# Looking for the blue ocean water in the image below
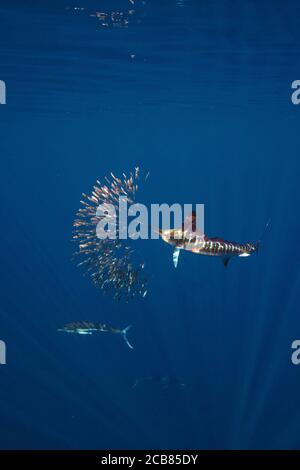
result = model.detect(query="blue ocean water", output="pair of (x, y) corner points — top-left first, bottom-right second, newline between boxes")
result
(0, 0), (300, 450)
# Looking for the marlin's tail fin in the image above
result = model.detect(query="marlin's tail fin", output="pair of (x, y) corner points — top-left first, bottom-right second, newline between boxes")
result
(122, 325), (134, 350)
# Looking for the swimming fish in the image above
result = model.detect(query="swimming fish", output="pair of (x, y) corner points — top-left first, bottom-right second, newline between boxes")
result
(73, 167), (148, 301)
(159, 212), (270, 268)
(58, 321), (134, 349)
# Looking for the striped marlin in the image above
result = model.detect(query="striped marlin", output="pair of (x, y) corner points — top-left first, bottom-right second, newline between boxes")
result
(58, 321), (134, 349)
(159, 213), (270, 268)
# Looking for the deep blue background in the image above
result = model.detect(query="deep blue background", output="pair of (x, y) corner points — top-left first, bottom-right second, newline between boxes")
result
(0, 0), (300, 449)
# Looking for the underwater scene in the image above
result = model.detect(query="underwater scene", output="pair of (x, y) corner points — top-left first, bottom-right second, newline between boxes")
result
(0, 0), (300, 451)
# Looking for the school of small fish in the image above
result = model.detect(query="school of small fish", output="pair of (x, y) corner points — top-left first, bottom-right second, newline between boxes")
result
(73, 167), (148, 302)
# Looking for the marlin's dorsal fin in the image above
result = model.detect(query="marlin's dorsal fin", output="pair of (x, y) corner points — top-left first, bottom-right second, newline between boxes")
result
(182, 211), (197, 232)
(173, 247), (180, 268)
(182, 211), (204, 238)
(222, 256), (231, 267)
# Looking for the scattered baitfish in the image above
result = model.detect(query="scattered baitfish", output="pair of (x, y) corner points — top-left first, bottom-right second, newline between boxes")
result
(58, 321), (134, 349)
(73, 167), (148, 301)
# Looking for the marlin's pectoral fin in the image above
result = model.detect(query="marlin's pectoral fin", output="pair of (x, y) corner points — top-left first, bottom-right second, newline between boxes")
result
(173, 247), (180, 268)
(222, 256), (231, 267)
